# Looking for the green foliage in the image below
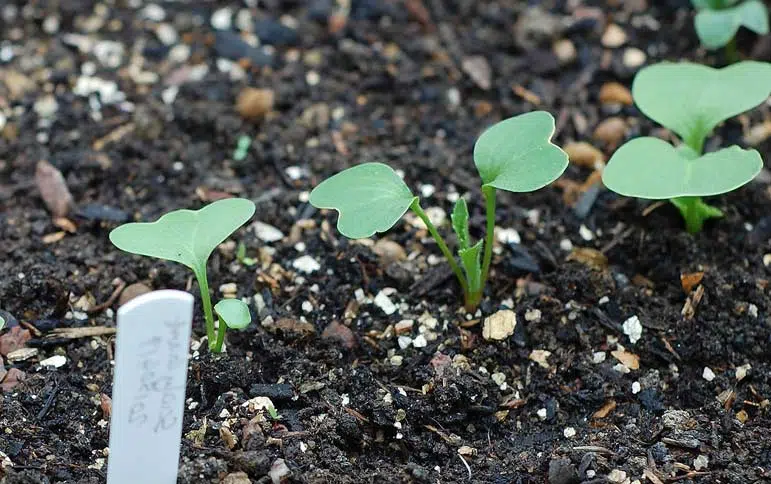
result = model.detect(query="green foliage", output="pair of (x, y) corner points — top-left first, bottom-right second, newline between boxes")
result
(309, 112), (568, 311)
(233, 135), (252, 161)
(632, 61), (771, 150)
(0, 315), (5, 331)
(109, 198), (256, 352)
(309, 163), (418, 239)
(214, 299), (252, 330)
(474, 111), (569, 192)
(603, 61), (771, 233)
(236, 242), (257, 266)
(691, 0), (769, 49)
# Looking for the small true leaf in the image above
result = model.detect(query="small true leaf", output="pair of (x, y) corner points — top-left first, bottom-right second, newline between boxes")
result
(458, 240), (483, 295)
(451, 198), (471, 251)
(632, 61), (771, 146)
(109, 198), (256, 271)
(601, 137), (762, 198)
(473, 111), (569, 193)
(694, 0), (768, 49)
(309, 162), (418, 239)
(214, 299), (251, 329)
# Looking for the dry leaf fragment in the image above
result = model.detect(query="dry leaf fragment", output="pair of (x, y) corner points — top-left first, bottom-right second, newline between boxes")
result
(680, 272), (704, 294)
(567, 247), (608, 271)
(35, 160), (73, 217)
(592, 400), (616, 419)
(610, 349), (639, 370)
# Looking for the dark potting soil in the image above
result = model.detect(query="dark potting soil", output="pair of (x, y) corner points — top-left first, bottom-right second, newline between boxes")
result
(2, 1), (771, 483)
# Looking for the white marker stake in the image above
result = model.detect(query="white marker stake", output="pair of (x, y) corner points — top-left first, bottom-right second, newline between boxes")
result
(107, 290), (193, 484)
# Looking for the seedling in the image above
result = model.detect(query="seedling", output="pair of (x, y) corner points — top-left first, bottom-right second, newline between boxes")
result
(309, 112), (568, 311)
(233, 135), (252, 161)
(691, 0), (768, 55)
(0, 315), (5, 331)
(109, 198), (256, 352)
(602, 61), (771, 233)
(236, 241), (257, 266)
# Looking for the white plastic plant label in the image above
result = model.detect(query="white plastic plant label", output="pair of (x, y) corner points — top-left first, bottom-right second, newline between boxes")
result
(107, 290), (193, 484)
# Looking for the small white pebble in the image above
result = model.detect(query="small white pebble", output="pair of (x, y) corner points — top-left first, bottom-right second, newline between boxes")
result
(397, 336), (412, 349)
(736, 363), (751, 381)
(563, 427), (576, 438)
(390, 355), (403, 366)
(579, 225), (594, 241)
(536, 408), (548, 420)
(211, 7), (232, 30)
(693, 454), (709, 470)
(613, 363), (630, 374)
(592, 351), (606, 364)
(496, 227), (521, 245)
(374, 290), (397, 315)
(748, 304), (758, 318)
(632, 381), (641, 394)
(293, 255), (320, 273)
(524, 309), (541, 322)
(412, 334), (427, 348)
(598, 296), (610, 305)
(420, 184), (436, 198)
(301, 301), (313, 313)
(306, 71), (320, 86)
(702, 367), (716, 382)
(622, 315), (643, 344)
(560, 238), (574, 251)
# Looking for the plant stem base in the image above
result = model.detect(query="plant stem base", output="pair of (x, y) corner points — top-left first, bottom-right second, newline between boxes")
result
(670, 196), (723, 233)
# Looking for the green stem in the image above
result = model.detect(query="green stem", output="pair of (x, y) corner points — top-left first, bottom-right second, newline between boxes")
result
(410, 200), (469, 295)
(194, 266), (217, 350)
(212, 315), (227, 353)
(479, 186), (496, 291)
(671, 196), (723, 233)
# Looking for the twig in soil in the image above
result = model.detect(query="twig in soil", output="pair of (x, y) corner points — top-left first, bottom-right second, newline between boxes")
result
(644, 468), (666, 484)
(642, 201), (667, 217)
(45, 327), (117, 339)
(86, 279), (126, 315)
(37, 382), (60, 420)
(457, 453), (472, 481)
(668, 471), (711, 482)
(600, 227), (635, 254)
(92, 123), (135, 151)
(571, 445), (616, 456)
(20, 320), (43, 338)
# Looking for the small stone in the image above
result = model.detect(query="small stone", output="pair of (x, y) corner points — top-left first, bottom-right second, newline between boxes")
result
(622, 315), (643, 344)
(0, 327), (31, 356)
(321, 321), (357, 349)
(623, 47), (646, 68)
(252, 221), (284, 242)
(458, 445), (476, 456)
(524, 309), (541, 322)
(736, 363), (751, 381)
(374, 290), (397, 316)
(599, 82), (634, 105)
(602, 24), (627, 48)
(563, 427), (576, 438)
(223, 471), (251, 484)
(553, 39), (577, 64)
(373, 239), (406, 265)
(611, 349), (639, 370)
(462, 56), (492, 90)
(1, 368), (25, 392)
(33, 94), (58, 118)
(36, 160), (73, 217)
(579, 225), (594, 241)
(412, 334), (428, 348)
(632, 381), (641, 394)
(593, 117), (627, 146)
(211, 8), (233, 30)
(394, 319), (414, 333)
(491, 372), (506, 387)
(482, 310), (517, 341)
(607, 469), (627, 483)
(40, 355), (67, 368)
(693, 454), (709, 471)
(306, 71), (320, 86)
(236, 88), (275, 119)
(293, 255), (320, 273)
(397, 336), (412, 349)
(529, 349), (552, 368)
(564, 141), (605, 169)
(592, 351), (606, 364)
(390, 355), (403, 366)
(662, 409), (690, 429)
(268, 459), (291, 484)
(119, 282), (152, 306)
(496, 227), (521, 245)
(537, 408), (548, 420)
(702, 366), (716, 381)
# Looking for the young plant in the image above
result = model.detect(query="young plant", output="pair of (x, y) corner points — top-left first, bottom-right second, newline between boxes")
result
(691, 0), (769, 55)
(0, 315), (5, 331)
(109, 198), (256, 352)
(309, 112), (568, 311)
(602, 61), (771, 233)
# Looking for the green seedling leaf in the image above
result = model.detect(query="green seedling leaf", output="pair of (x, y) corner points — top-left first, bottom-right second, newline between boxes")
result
(692, 0), (744, 10)
(236, 242), (257, 266)
(602, 137), (762, 198)
(632, 62), (771, 148)
(0, 315), (5, 331)
(109, 198), (256, 272)
(458, 240), (483, 296)
(214, 299), (251, 329)
(309, 162), (418, 239)
(451, 198), (471, 251)
(473, 111), (569, 193)
(694, 0), (769, 49)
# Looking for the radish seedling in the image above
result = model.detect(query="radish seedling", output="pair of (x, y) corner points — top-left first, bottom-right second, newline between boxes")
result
(309, 112), (568, 311)
(109, 198), (256, 352)
(602, 61), (771, 233)
(691, 0), (768, 53)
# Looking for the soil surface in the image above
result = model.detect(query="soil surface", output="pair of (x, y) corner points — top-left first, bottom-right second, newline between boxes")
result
(2, 1), (771, 483)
